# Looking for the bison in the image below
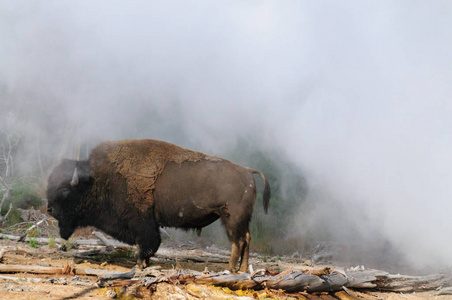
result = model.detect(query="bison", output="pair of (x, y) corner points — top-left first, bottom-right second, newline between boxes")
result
(46, 139), (270, 272)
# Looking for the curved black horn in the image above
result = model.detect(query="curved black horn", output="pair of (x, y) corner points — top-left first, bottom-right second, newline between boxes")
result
(70, 167), (79, 187)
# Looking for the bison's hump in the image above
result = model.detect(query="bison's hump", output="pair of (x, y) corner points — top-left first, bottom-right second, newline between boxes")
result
(89, 139), (217, 213)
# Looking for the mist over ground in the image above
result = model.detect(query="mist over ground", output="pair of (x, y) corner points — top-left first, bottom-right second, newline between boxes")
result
(1, 1), (452, 274)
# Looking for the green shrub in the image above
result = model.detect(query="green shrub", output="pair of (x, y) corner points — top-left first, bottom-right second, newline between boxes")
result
(29, 237), (38, 248)
(10, 180), (42, 210)
(1, 179), (43, 226)
(4, 207), (21, 227)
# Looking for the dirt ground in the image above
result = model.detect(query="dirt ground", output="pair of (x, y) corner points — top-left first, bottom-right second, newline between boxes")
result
(1, 233), (451, 300)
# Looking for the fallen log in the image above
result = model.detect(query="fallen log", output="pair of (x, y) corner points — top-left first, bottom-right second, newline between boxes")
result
(374, 273), (446, 292)
(267, 271), (348, 293)
(0, 233), (128, 247)
(0, 263), (76, 275)
(0, 247), (6, 262)
(155, 251), (229, 264)
(346, 269), (389, 289)
(68, 249), (103, 258)
(74, 268), (116, 277)
(0, 274), (41, 283)
(92, 231), (115, 248)
(194, 272), (255, 290)
(0, 263), (122, 277)
(3, 275), (96, 287)
(112, 279), (141, 287)
(98, 268), (137, 281)
(97, 268), (138, 287)
(438, 287), (452, 295)
(190, 271), (349, 293)
(150, 268), (451, 294)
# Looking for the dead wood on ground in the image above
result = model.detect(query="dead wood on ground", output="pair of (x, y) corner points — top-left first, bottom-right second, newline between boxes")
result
(143, 267), (451, 294)
(0, 262), (77, 275)
(0, 233), (230, 264)
(155, 249), (229, 264)
(0, 261), (450, 297)
(0, 248), (6, 262)
(0, 261), (135, 278)
(0, 233), (128, 247)
(92, 231), (115, 248)
(0, 274), (41, 283)
(1, 234), (451, 296)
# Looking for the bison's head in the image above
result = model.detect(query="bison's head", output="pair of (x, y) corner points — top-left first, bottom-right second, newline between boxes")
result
(46, 159), (93, 239)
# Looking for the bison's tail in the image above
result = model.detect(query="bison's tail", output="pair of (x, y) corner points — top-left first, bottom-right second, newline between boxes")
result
(251, 169), (271, 214)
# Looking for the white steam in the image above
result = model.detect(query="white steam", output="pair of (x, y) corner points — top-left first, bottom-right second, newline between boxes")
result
(1, 1), (452, 272)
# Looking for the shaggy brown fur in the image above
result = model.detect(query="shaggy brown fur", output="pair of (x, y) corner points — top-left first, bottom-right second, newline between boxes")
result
(90, 140), (210, 213)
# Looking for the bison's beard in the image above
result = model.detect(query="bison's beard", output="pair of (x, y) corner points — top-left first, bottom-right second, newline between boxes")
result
(59, 224), (75, 240)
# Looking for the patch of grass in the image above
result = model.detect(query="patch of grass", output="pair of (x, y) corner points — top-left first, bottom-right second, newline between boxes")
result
(66, 239), (76, 250)
(48, 236), (56, 248)
(29, 237), (38, 248)
(27, 224), (39, 238)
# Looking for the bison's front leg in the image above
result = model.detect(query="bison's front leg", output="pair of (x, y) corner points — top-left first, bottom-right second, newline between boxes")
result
(130, 218), (161, 269)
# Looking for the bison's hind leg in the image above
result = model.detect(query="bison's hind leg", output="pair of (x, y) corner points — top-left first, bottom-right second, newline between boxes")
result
(221, 210), (252, 273)
(225, 228), (251, 273)
(131, 219), (161, 269)
(238, 231), (251, 273)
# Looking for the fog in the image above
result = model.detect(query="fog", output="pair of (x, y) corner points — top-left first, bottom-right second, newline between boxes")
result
(1, 1), (452, 273)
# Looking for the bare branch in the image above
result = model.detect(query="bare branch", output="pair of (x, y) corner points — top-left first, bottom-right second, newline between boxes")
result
(18, 217), (47, 242)
(0, 203), (12, 226)
(0, 128), (21, 213)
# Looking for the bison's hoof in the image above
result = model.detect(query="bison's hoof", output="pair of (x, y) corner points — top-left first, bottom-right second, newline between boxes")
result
(136, 259), (149, 270)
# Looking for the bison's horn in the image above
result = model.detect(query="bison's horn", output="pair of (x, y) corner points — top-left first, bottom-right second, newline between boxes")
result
(70, 167), (79, 187)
